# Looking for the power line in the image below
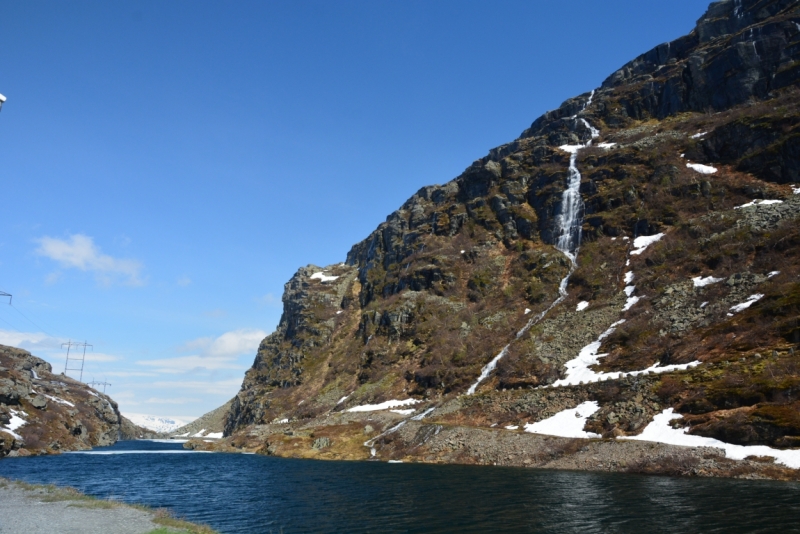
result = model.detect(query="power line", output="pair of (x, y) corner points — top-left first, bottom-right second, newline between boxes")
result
(10, 303), (58, 338)
(0, 291), (11, 304)
(87, 380), (111, 394)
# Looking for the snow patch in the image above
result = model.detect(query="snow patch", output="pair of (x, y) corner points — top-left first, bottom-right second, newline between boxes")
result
(690, 131), (708, 139)
(347, 399), (421, 412)
(622, 295), (641, 312)
(337, 395), (349, 405)
(310, 272), (339, 282)
(621, 409), (800, 469)
(624, 272), (634, 284)
(390, 409), (415, 415)
(686, 163), (717, 174)
(550, 320), (699, 387)
(735, 199), (783, 209)
(524, 401), (601, 438)
(730, 294), (764, 314)
(505, 425), (519, 430)
(596, 142), (617, 149)
(204, 432), (223, 439)
(44, 394), (75, 407)
(576, 301), (589, 312)
(192, 429), (206, 437)
(767, 271), (780, 278)
(524, 308), (531, 315)
(558, 144), (582, 154)
(277, 418), (289, 424)
(1, 409), (26, 440)
(630, 233), (665, 255)
(692, 276), (723, 288)
(792, 186), (800, 195)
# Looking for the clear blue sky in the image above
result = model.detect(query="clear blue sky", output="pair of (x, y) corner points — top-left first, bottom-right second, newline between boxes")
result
(0, 0), (712, 420)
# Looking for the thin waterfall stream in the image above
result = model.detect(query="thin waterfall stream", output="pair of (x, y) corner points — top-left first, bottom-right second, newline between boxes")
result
(466, 91), (599, 395)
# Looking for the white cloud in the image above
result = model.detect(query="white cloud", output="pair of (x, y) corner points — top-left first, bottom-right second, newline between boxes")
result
(35, 234), (144, 286)
(153, 378), (244, 396)
(177, 276), (192, 287)
(0, 329), (65, 352)
(144, 397), (201, 405)
(137, 355), (249, 373)
(137, 328), (266, 374)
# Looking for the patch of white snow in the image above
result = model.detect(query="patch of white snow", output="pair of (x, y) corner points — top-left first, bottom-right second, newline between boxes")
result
(204, 432), (223, 439)
(729, 294), (764, 314)
(337, 395), (349, 405)
(767, 271), (780, 278)
(630, 233), (665, 255)
(692, 276), (723, 288)
(347, 399), (421, 412)
(310, 272), (339, 282)
(622, 295), (641, 312)
(192, 429), (206, 437)
(44, 394), (75, 407)
(686, 163), (717, 174)
(596, 142), (617, 149)
(621, 409), (800, 469)
(558, 144), (582, 154)
(505, 425), (519, 430)
(524, 401), (601, 438)
(390, 409), (415, 415)
(735, 199), (783, 209)
(576, 301), (589, 312)
(624, 272), (634, 284)
(524, 308), (531, 315)
(690, 131), (708, 139)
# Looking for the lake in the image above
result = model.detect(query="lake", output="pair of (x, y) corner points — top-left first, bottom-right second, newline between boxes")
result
(0, 440), (798, 533)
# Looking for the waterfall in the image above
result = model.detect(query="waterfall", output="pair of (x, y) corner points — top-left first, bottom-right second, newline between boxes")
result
(466, 91), (599, 395)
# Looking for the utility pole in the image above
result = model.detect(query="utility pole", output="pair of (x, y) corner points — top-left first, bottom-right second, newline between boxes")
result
(62, 340), (92, 382)
(87, 380), (111, 394)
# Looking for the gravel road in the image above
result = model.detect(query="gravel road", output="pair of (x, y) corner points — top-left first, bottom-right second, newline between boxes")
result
(0, 481), (161, 534)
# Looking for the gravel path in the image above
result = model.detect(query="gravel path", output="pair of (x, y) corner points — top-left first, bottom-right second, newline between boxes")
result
(0, 482), (161, 534)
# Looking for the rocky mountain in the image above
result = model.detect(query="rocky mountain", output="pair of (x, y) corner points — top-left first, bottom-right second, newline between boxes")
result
(168, 399), (231, 439)
(196, 0), (800, 479)
(0, 345), (153, 457)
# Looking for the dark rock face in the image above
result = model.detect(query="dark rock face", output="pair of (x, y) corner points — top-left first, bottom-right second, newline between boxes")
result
(223, 0), (800, 464)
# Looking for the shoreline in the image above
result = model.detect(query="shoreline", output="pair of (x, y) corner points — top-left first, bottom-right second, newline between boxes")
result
(185, 413), (800, 482)
(0, 477), (217, 534)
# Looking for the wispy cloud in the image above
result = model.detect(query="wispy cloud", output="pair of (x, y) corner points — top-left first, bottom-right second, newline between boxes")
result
(35, 233), (144, 286)
(144, 397), (201, 405)
(153, 378), (244, 396)
(137, 328), (266, 374)
(177, 276), (192, 287)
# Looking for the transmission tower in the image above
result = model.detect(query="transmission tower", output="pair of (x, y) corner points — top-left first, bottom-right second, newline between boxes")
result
(62, 340), (92, 382)
(87, 380), (111, 394)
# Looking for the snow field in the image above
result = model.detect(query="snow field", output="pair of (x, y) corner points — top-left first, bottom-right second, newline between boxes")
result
(347, 399), (420, 412)
(630, 233), (665, 255)
(692, 276), (723, 287)
(621, 409), (800, 469)
(524, 401), (601, 438)
(735, 199), (783, 209)
(686, 163), (717, 174)
(310, 272), (339, 282)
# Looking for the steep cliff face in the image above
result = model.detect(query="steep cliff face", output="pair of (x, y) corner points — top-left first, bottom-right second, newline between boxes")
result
(0, 345), (147, 457)
(222, 0), (800, 477)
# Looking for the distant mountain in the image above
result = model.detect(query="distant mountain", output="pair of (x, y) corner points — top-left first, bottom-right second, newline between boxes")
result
(194, 0), (800, 479)
(123, 413), (194, 434)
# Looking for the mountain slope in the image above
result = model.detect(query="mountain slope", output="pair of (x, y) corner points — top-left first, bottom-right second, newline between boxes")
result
(0, 345), (152, 457)
(205, 0), (800, 479)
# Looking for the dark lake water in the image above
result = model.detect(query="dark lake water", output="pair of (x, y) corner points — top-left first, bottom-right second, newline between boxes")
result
(1, 440), (799, 533)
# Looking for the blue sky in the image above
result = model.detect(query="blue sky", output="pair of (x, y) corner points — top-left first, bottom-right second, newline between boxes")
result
(0, 0), (711, 420)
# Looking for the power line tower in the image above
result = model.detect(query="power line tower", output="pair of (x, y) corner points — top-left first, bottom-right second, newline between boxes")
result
(88, 380), (111, 394)
(62, 340), (92, 382)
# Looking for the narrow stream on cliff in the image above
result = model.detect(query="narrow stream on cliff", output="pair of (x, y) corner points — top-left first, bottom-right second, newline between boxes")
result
(466, 91), (598, 395)
(2, 440), (800, 533)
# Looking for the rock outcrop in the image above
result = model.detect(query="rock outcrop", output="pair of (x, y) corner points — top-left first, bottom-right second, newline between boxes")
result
(216, 0), (800, 479)
(0, 345), (150, 457)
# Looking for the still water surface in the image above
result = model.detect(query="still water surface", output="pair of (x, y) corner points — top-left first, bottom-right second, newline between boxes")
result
(0, 440), (798, 533)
